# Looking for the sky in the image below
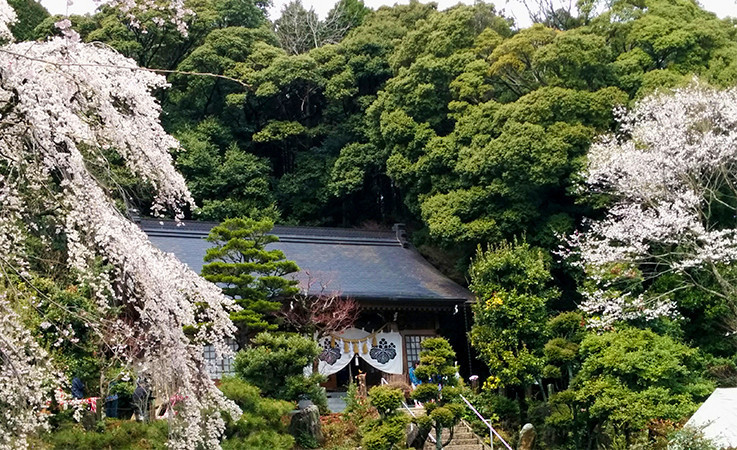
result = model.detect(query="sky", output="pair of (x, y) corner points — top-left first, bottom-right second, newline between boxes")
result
(41, 0), (737, 29)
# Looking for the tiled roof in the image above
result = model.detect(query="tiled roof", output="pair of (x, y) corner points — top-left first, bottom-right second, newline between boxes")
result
(141, 219), (472, 305)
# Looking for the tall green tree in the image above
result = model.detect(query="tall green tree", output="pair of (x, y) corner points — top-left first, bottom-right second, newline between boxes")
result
(469, 240), (559, 402)
(201, 218), (299, 339)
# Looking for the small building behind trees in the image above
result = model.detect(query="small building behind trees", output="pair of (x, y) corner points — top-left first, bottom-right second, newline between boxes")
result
(142, 220), (473, 388)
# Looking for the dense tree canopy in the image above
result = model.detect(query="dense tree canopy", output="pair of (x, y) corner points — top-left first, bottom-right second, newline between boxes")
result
(3, 0), (737, 448)
(547, 328), (713, 447)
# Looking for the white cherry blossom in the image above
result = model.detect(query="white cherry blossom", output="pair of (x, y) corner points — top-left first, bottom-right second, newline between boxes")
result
(569, 83), (737, 328)
(0, 1), (239, 447)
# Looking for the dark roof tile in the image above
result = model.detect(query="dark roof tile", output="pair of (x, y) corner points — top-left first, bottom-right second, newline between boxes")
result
(141, 220), (472, 304)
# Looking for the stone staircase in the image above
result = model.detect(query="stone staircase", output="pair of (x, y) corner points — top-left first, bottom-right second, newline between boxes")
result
(422, 420), (488, 450)
(398, 405), (489, 450)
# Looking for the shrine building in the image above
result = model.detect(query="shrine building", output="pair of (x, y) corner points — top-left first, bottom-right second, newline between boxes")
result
(142, 220), (474, 389)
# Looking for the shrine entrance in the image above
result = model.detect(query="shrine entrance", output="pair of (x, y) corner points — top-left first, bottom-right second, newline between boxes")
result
(316, 327), (403, 391)
(328, 354), (385, 390)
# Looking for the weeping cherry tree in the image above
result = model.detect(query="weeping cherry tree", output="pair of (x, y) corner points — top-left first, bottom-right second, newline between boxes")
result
(0, 1), (242, 448)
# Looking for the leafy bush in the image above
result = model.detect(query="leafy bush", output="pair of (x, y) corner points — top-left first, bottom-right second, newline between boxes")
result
(361, 415), (409, 450)
(44, 420), (168, 449)
(359, 386), (410, 450)
(546, 328), (714, 448)
(368, 385), (404, 419)
(321, 413), (361, 450)
(464, 390), (519, 429)
(234, 332), (328, 412)
(668, 425), (719, 450)
(218, 377), (295, 450)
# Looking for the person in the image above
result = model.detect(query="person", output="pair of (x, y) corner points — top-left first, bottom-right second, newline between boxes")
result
(71, 376), (85, 399)
(408, 361), (422, 407)
(132, 378), (150, 421)
(409, 361), (421, 388)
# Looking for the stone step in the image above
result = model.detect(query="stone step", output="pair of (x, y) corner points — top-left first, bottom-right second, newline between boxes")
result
(443, 444), (484, 450)
(450, 438), (481, 445)
(422, 422), (488, 450)
(438, 435), (477, 442)
(424, 444), (484, 450)
(439, 431), (475, 439)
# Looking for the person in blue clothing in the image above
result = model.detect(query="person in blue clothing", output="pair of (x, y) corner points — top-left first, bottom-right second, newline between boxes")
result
(409, 361), (422, 407)
(409, 361), (421, 388)
(71, 376), (85, 399)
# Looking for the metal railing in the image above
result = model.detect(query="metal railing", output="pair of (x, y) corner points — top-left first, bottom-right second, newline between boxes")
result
(380, 378), (436, 444)
(459, 394), (513, 450)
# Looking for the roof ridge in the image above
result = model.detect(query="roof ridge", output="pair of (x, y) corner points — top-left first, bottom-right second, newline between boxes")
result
(139, 219), (399, 240)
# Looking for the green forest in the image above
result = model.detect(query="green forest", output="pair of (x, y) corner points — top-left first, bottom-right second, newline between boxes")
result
(4, 0), (737, 448)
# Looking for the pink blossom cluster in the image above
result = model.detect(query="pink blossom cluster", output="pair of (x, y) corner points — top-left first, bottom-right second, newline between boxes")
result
(569, 82), (737, 328)
(86, 0), (194, 35)
(0, 0), (13, 41)
(0, 295), (59, 450)
(0, 1), (240, 447)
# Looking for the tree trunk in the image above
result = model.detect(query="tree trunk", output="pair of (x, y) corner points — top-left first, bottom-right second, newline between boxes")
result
(435, 425), (443, 450)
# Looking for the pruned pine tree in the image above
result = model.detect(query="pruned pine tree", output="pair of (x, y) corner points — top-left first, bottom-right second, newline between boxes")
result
(202, 218), (299, 341)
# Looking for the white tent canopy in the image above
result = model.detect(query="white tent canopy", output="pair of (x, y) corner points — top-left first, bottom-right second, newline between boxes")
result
(686, 388), (737, 448)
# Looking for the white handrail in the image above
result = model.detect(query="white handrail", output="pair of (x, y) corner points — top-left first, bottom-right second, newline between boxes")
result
(380, 378), (436, 444)
(459, 394), (513, 450)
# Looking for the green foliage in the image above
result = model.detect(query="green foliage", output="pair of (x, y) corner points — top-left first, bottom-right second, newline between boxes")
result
(202, 218), (298, 335)
(650, 271), (737, 358)
(165, 25), (279, 125)
(233, 332), (327, 412)
(469, 239), (556, 296)
(361, 386), (408, 450)
(328, 0), (370, 32)
(547, 327), (714, 448)
(175, 120), (275, 221)
(543, 311), (586, 389)
(470, 241), (557, 388)
(218, 377), (295, 450)
(7, 0), (49, 41)
(464, 390), (519, 431)
(78, 0), (269, 71)
(368, 385), (403, 419)
(43, 420), (169, 449)
(360, 414), (408, 450)
(344, 382), (370, 415)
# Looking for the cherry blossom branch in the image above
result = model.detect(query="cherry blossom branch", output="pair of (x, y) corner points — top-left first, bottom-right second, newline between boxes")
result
(0, 47), (252, 89)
